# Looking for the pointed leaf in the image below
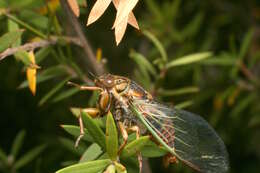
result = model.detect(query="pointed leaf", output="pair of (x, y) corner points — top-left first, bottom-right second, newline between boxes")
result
(11, 130), (26, 159)
(114, 161), (126, 173)
(0, 147), (8, 165)
(0, 30), (24, 53)
(141, 140), (167, 158)
(81, 112), (106, 149)
(129, 50), (157, 76)
(59, 137), (85, 156)
(115, 17), (128, 45)
(158, 86), (199, 96)
(113, 0), (138, 28)
(52, 87), (80, 103)
(56, 159), (111, 173)
(166, 52), (212, 69)
(87, 0), (112, 26)
(7, 19), (21, 47)
(143, 30), (167, 62)
(106, 112), (118, 160)
(79, 143), (102, 163)
(61, 125), (94, 142)
(39, 77), (72, 106)
(14, 145), (46, 170)
(121, 136), (150, 158)
(68, 0), (80, 17)
(112, 0), (139, 29)
(26, 51), (37, 95)
(104, 164), (116, 173)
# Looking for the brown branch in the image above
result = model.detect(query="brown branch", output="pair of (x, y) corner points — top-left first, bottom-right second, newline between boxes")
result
(60, 0), (105, 76)
(0, 36), (82, 61)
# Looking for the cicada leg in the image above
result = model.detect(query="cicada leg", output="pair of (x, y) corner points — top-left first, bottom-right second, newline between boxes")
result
(163, 153), (179, 168)
(127, 126), (142, 173)
(118, 122), (128, 154)
(67, 81), (102, 91)
(74, 108), (101, 147)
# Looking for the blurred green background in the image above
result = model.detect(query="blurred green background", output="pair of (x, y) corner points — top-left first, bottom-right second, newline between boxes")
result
(0, 0), (260, 173)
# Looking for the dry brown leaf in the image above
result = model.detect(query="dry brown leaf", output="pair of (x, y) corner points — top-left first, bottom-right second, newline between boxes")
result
(112, 0), (139, 29)
(87, 0), (112, 26)
(113, 0), (138, 29)
(67, 0), (80, 17)
(26, 51), (37, 95)
(115, 16), (128, 45)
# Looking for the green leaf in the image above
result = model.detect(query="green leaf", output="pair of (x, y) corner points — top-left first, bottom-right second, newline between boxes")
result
(175, 100), (194, 109)
(104, 164), (116, 173)
(10, 130), (26, 159)
(59, 137), (85, 156)
(14, 145), (46, 170)
(61, 125), (93, 142)
(7, 19), (21, 47)
(158, 86), (199, 96)
(129, 50), (157, 77)
(121, 136), (150, 158)
(0, 147), (8, 165)
(141, 140), (167, 158)
(39, 77), (72, 106)
(56, 159), (111, 173)
(114, 162), (127, 173)
(79, 143), (102, 163)
(201, 56), (236, 66)
(81, 112), (106, 150)
(52, 87), (80, 103)
(14, 50), (32, 66)
(106, 112), (118, 161)
(35, 47), (51, 64)
(0, 30), (24, 52)
(166, 52), (212, 69)
(143, 30), (167, 62)
(239, 28), (254, 59)
(181, 12), (204, 38)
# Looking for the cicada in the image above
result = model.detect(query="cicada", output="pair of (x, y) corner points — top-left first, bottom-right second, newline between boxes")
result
(69, 74), (229, 173)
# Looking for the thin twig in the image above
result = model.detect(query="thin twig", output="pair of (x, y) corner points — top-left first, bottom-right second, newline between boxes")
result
(0, 36), (82, 61)
(60, 0), (105, 75)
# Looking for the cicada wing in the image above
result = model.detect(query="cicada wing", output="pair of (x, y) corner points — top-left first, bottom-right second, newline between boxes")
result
(131, 100), (229, 173)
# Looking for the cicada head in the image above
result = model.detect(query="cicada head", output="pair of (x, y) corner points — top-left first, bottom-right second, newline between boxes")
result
(95, 74), (130, 93)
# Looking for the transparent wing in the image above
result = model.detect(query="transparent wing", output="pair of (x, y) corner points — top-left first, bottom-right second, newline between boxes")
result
(131, 100), (229, 173)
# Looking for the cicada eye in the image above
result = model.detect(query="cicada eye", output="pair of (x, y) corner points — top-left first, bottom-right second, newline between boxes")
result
(115, 82), (127, 93)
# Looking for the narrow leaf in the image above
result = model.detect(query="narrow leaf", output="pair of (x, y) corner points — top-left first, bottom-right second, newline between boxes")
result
(104, 164), (116, 173)
(7, 19), (21, 47)
(81, 112), (106, 149)
(121, 136), (150, 158)
(143, 30), (167, 62)
(79, 143), (102, 163)
(0, 30), (24, 53)
(158, 86), (199, 96)
(113, 0), (138, 28)
(59, 137), (85, 156)
(56, 159), (111, 173)
(141, 140), (167, 157)
(87, 0), (112, 26)
(112, 0), (139, 29)
(39, 77), (72, 106)
(129, 50), (157, 76)
(166, 52), (212, 69)
(115, 17), (128, 45)
(52, 87), (80, 103)
(61, 125), (94, 142)
(68, 0), (80, 17)
(114, 162), (126, 173)
(10, 130), (26, 159)
(26, 51), (37, 95)
(14, 145), (46, 170)
(106, 112), (118, 160)
(239, 28), (254, 59)
(0, 147), (8, 165)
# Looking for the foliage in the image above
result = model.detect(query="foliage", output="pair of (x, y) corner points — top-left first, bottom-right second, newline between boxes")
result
(0, 0), (260, 173)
